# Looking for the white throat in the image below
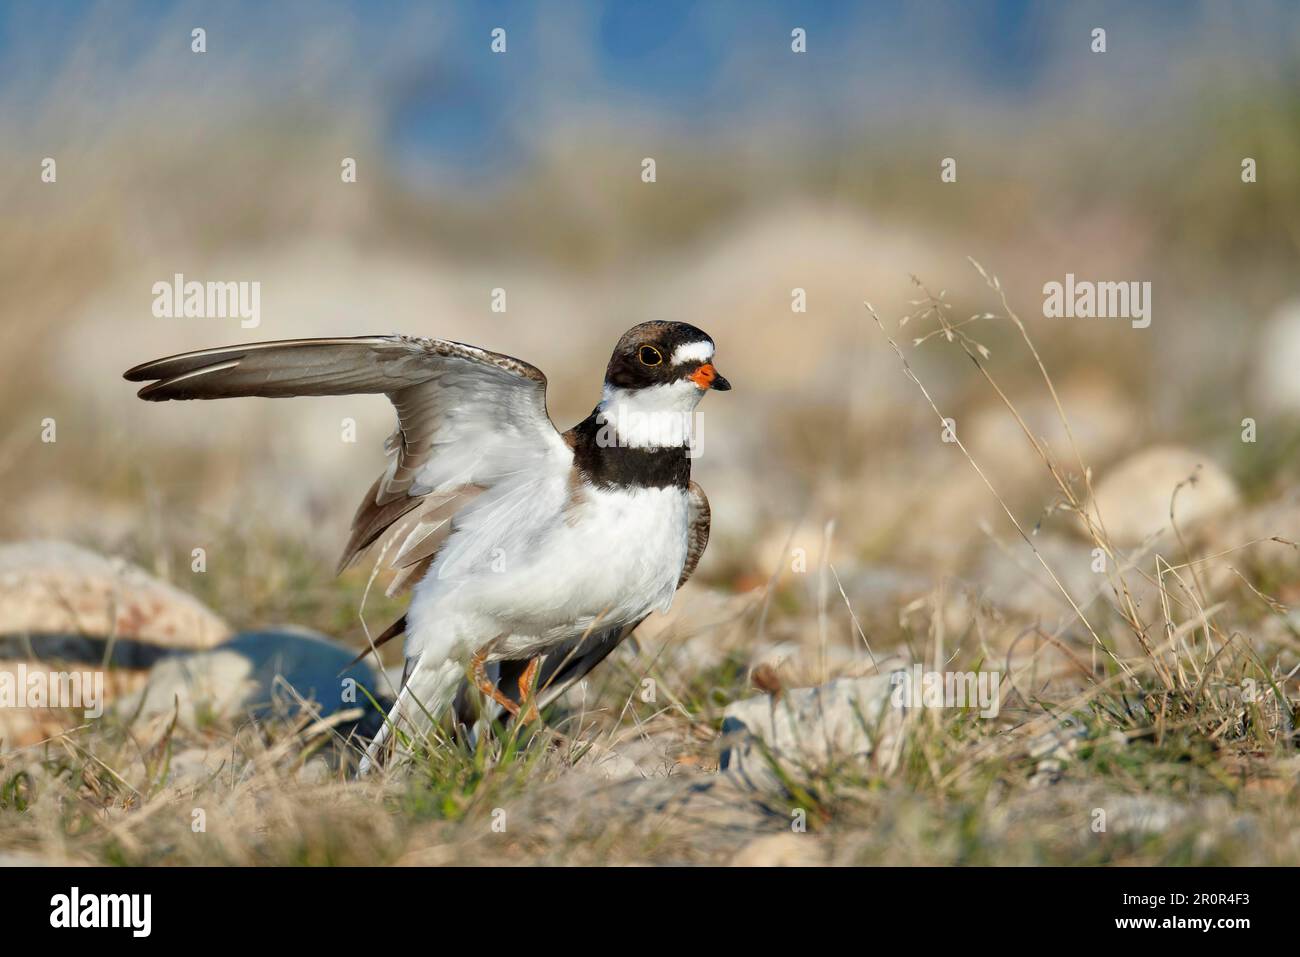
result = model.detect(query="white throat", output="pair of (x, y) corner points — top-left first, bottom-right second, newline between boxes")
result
(597, 381), (703, 448)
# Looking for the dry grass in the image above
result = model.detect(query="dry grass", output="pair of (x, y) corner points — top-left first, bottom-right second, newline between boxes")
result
(1, 264), (1296, 866)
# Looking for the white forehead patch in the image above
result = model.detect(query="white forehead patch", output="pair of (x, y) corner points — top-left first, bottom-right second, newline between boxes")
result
(671, 340), (714, 365)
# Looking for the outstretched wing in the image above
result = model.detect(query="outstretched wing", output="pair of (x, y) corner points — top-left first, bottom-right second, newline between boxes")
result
(124, 336), (570, 572)
(490, 481), (713, 713)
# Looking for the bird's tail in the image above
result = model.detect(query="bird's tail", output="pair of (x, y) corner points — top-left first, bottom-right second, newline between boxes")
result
(359, 654), (463, 774)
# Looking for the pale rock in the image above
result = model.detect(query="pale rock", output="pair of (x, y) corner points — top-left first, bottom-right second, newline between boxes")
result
(297, 756), (334, 785)
(0, 540), (230, 648)
(730, 832), (825, 866)
(720, 674), (906, 789)
(1251, 299), (1300, 414)
(582, 746), (642, 782)
(571, 739), (667, 782)
(164, 747), (230, 789)
(0, 541), (231, 748)
(1105, 794), (1189, 835)
(130, 649), (258, 728)
(1084, 446), (1239, 548)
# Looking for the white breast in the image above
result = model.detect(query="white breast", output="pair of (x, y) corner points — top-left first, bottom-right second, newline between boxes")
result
(546, 483), (691, 623)
(406, 481), (691, 662)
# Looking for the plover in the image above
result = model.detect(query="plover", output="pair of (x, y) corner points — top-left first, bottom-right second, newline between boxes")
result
(124, 322), (729, 767)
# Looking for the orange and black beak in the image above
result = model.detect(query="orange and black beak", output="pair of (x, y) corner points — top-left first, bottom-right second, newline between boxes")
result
(689, 362), (731, 391)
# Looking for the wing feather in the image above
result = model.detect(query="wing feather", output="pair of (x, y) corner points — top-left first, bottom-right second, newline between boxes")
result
(678, 481), (711, 589)
(125, 335), (567, 571)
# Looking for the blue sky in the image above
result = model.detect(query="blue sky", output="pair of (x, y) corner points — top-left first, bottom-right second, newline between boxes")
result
(3, 0), (1295, 185)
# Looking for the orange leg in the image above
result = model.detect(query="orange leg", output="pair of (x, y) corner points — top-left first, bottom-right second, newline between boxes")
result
(517, 657), (541, 724)
(470, 647), (520, 717)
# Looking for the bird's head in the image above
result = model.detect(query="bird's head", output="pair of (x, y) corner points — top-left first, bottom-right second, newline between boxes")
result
(597, 321), (730, 448)
(603, 321), (731, 396)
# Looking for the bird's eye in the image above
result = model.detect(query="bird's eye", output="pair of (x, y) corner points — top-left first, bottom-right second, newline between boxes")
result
(638, 345), (663, 366)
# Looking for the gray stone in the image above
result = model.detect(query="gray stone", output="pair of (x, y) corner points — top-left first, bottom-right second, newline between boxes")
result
(572, 741), (650, 782)
(0, 851), (57, 867)
(975, 533), (1102, 623)
(125, 627), (390, 731)
(720, 674), (905, 789)
(1026, 718), (1090, 786)
(1105, 794), (1189, 835)
(163, 747), (229, 789)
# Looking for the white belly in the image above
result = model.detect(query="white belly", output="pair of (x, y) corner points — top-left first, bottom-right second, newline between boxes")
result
(406, 483), (691, 662)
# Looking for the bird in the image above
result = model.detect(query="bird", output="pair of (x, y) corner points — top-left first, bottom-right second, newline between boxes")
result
(123, 321), (729, 769)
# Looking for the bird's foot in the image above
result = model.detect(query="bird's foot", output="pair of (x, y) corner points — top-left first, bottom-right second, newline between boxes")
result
(470, 647), (520, 717)
(517, 657), (541, 724)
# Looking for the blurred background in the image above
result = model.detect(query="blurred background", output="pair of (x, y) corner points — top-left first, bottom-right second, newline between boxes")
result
(2, 0), (1298, 642)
